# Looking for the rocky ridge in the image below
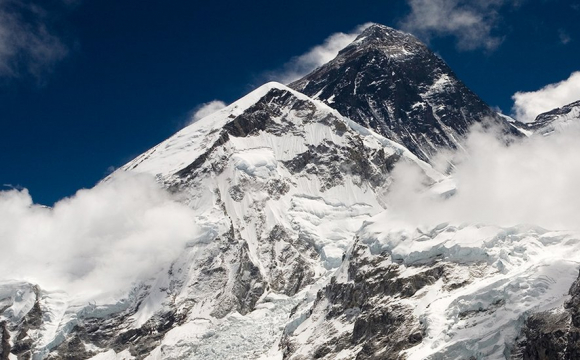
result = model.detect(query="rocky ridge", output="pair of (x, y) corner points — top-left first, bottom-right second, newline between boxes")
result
(513, 100), (580, 136)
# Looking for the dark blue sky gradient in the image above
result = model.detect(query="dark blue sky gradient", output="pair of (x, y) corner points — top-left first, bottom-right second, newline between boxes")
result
(1, 0), (579, 205)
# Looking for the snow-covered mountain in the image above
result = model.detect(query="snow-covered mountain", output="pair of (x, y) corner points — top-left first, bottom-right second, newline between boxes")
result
(0, 81), (444, 360)
(2, 24), (580, 360)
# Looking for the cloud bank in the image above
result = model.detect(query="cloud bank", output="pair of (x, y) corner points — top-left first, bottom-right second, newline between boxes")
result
(511, 71), (580, 123)
(190, 100), (227, 124)
(400, 0), (509, 51)
(0, 174), (201, 298)
(0, 0), (70, 79)
(386, 123), (580, 231)
(268, 23), (372, 84)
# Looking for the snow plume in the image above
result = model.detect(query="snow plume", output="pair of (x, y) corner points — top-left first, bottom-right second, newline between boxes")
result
(0, 0), (71, 79)
(512, 71), (580, 123)
(0, 173), (200, 298)
(269, 23), (373, 84)
(400, 0), (512, 51)
(386, 123), (580, 231)
(190, 100), (227, 124)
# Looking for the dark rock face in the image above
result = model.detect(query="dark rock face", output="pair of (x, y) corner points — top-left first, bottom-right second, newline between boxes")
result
(281, 240), (445, 359)
(223, 89), (303, 137)
(48, 335), (97, 360)
(290, 24), (519, 162)
(512, 269), (580, 359)
(264, 225), (317, 296)
(46, 304), (190, 360)
(1, 321), (10, 360)
(283, 138), (401, 190)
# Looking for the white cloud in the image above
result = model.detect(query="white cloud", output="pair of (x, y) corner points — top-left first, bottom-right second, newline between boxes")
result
(511, 71), (580, 123)
(268, 23), (373, 84)
(400, 0), (509, 51)
(0, 173), (201, 298)
(0, 0), (69, 79)
(190, 100), (227, 124)
(385, 123), (580, 231)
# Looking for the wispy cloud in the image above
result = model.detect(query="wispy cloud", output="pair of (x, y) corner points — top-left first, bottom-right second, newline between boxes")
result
(0, 174), (201, 298)
(189, 100), (227, 124)
(558, 28), (572, 45)
(400, 0), (512, 51)
(266, 23), (373, 84)
(512, 71), (580, 123)
(0, 0), (72, 80)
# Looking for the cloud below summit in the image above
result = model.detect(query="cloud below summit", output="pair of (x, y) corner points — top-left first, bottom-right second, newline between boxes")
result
(386, 124), (580, 231)
(0, 174), (201, 299)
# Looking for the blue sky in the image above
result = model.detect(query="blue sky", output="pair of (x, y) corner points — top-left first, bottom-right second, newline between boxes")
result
(1, 0), (579, 205)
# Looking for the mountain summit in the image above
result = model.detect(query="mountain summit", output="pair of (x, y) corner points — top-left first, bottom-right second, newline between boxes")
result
(291, 24), (519, 161)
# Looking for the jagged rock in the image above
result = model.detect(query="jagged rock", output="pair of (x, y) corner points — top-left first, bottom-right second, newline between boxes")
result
(281, 240), (444, 359)
(512, 269), (580, 360)
(513, 99), (580, 136)
(1, 321), (10, 360)
(47, 336), (95, 360)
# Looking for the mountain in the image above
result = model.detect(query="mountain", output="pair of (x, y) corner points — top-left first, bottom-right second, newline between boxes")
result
(290, 24), (521, 162)
(1, 24), (579, 360)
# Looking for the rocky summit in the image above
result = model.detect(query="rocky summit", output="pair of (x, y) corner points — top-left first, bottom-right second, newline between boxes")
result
(1, 24), (580, 360)
(290, 24), (521, 162)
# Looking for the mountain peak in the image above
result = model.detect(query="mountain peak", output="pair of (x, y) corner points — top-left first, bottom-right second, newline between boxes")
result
(290, 24), (519, 162)
(346, 23), (426, 57)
